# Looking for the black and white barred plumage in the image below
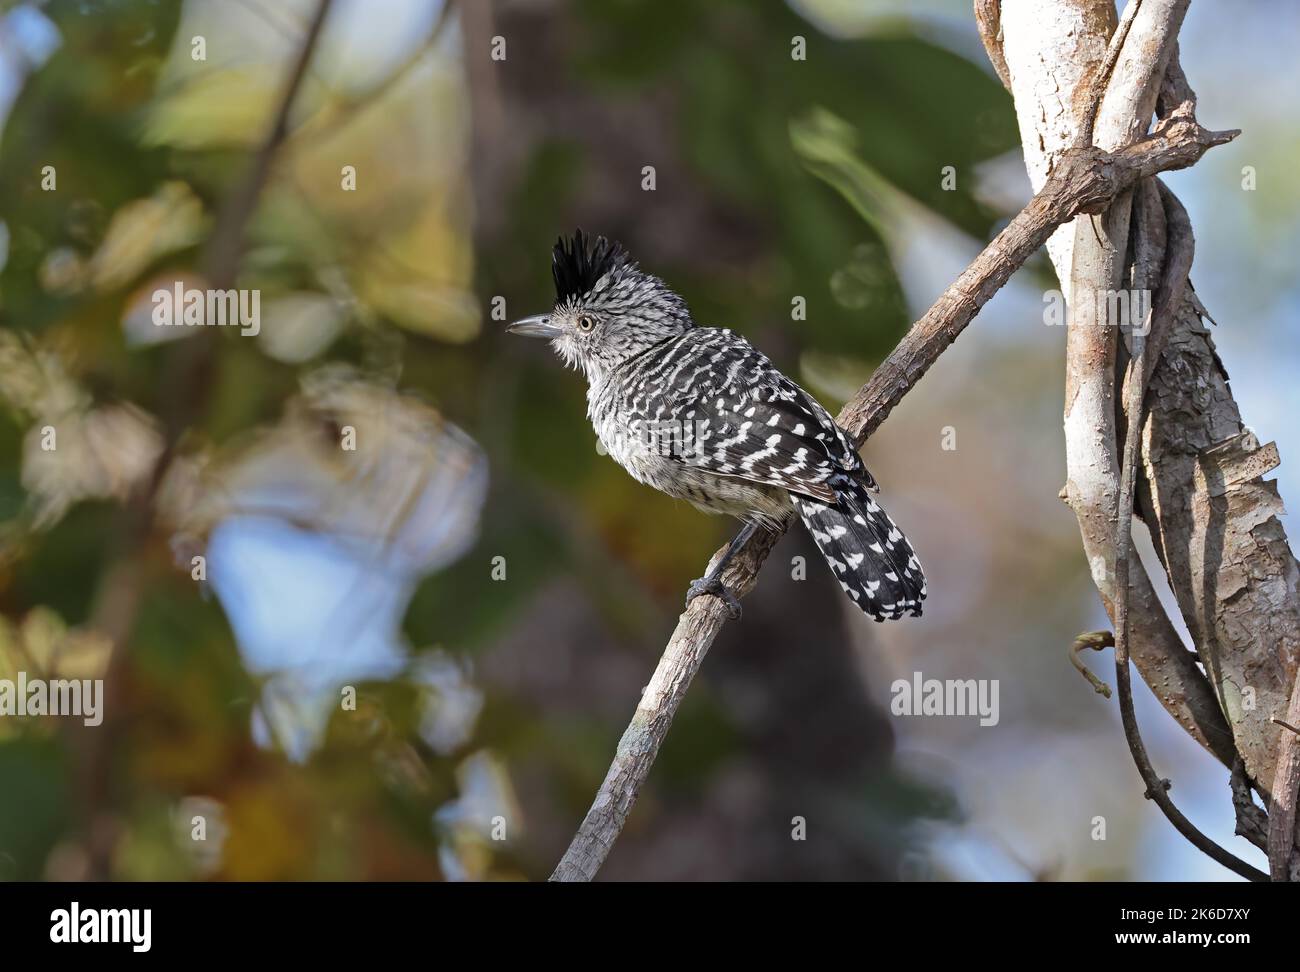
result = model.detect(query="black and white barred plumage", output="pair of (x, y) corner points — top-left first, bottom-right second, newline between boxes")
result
(508, 231), (925, 621)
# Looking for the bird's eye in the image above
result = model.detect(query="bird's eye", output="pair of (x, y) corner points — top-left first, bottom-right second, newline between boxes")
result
(578, 315), (595, 332)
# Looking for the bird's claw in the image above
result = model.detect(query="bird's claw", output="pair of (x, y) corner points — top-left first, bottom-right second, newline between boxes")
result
(686, 574), (742, 620)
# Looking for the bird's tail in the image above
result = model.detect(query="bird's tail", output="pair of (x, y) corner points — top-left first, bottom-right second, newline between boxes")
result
(791, 476), (926, 621)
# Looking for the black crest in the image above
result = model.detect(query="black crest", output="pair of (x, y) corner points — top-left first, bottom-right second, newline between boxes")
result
(552, 230), (629, 303)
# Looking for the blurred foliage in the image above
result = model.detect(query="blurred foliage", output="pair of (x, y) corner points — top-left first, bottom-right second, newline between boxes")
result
(572, 0), (1018, 361)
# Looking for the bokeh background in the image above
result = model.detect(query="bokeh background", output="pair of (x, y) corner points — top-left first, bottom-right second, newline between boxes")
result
(0, 0), (1295, 881)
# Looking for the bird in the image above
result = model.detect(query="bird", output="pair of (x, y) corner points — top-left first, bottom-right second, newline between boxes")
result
(508, 230), (925, 622)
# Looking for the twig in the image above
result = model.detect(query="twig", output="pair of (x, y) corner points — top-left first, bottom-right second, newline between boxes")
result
(1273, 718), (1300, 737)
(1069, 630), (1114, 698)
(973, 0), (1011, 93)
(1111, 179), (1265, 882)
(203, 0), (334, 288)
(549, 104), (1237, 883)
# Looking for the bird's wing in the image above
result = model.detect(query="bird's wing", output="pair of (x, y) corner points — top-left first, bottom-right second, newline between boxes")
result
(627, 329), (875, 502)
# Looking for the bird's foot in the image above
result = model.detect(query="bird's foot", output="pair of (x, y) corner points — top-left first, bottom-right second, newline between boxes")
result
(685, 573), (743, 620)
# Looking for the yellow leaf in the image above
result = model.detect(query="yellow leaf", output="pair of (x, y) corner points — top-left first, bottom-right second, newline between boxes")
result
(88, 182), (206, 293)
(19, 606), (67, 675)
(143, 68), (280, 150)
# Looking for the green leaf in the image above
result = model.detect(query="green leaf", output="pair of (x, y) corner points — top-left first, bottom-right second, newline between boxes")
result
(0, 736), (70, 879)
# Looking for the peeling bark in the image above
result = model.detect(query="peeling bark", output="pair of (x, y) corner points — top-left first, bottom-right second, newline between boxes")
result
(1142, 306), (1300, 794)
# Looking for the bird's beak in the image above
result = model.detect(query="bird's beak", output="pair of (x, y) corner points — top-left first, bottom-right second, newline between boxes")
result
(506, 314), (562, 339)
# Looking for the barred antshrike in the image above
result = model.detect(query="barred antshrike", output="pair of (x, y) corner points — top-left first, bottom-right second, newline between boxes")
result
(509, 231), (925, 622)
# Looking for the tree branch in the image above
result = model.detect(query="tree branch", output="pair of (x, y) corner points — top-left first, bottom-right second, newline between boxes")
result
(203, 0), (333, 289)
(550, 92), (1237, 881)
(1076, 0), (1143, 147)
(973, 0), (1011, 93)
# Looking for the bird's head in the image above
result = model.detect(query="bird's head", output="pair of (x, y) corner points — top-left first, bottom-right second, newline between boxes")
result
(508, 231), (693, 381)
